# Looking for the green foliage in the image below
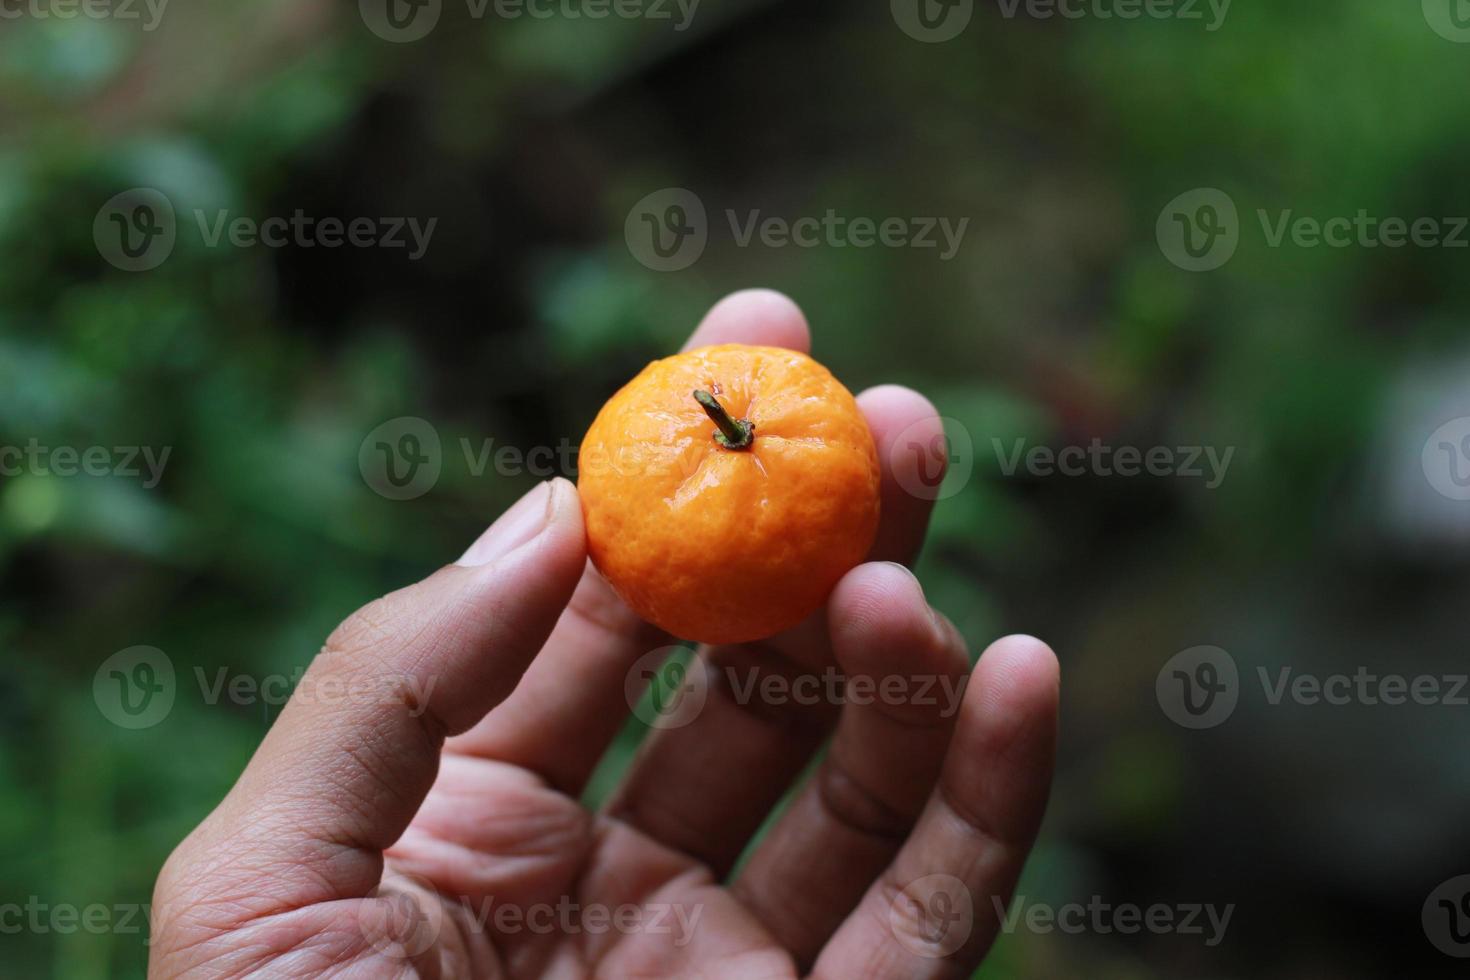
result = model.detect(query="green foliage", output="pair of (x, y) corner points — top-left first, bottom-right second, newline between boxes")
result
(2, 2), (1466, 977)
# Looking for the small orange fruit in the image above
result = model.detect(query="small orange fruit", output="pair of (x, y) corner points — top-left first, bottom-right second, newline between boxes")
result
(579, 343), (881, 645)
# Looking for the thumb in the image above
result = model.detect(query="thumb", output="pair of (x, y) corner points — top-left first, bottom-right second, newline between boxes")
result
(165, 478), (586, 916)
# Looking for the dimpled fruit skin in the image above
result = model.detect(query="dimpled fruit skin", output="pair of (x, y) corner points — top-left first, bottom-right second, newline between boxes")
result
(578, 344), (881, 645)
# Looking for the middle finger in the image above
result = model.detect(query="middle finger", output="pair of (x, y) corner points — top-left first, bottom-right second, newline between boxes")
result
(603, 383), (945, 875)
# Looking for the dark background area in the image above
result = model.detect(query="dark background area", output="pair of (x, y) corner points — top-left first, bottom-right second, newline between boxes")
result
(3, 0), (1470, 976)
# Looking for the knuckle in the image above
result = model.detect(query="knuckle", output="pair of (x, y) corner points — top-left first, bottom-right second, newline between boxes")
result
(323, 582), (428, 661)
(816, 759), (912, 841)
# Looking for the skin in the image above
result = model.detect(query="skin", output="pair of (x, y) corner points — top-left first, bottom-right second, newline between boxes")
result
(150, 289), (1061, 979)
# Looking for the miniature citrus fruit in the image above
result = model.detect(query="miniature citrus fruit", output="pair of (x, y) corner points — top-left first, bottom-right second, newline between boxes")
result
(578, 343), (881, 644)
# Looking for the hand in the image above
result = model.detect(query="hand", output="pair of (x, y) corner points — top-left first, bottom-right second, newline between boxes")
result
(150, 290), (1060, 979)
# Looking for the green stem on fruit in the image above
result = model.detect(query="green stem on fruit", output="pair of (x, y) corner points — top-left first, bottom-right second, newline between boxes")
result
(693, 389), (754, 450)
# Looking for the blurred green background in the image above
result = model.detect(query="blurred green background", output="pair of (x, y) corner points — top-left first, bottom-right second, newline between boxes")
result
(4, 0), (1470, 976)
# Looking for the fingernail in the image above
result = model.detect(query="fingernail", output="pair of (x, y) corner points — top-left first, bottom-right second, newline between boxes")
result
(457, 481), (553, 567)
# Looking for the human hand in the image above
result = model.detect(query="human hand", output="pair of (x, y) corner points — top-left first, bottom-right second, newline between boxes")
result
(150, 290), (1060, 979)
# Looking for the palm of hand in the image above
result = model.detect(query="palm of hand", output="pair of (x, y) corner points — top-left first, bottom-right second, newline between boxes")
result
(151, 293), (1058, 980)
